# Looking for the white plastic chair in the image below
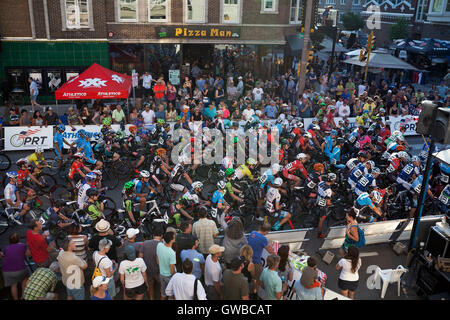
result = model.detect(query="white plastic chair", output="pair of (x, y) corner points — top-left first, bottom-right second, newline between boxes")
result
(373, 265), (408, 299)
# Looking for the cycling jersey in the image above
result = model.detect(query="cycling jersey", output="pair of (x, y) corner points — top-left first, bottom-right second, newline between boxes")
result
(87, 201), (102, 221)
(81, 141), (94, 160)
(397, 163), (420, 182)
(45, 207), (61, 229)
(265, 187), (281, 213)
(282, 160), (308, 180)
(377, 127), (390, 145)
(183, 190), (200, 204)
(438, 185), (450, 207)
(346, 158), (359, 171)
(329, 146), (345, 169)
(304, 171), (321, 193)
(440, 162), (450, 184)
(149, 156), (163, 175)
(211, 190), (225, 208)
(317, 181), (332, 207)
(135, 179), (150, 195)
(410, 175), (428, 194)
(27, 153), (44, 166)
(225, 181), (235, 195)
(17, 169), (31, 185)
(347, 129), (359, 144)
(69, 161), (86, 179)
(387, 155), (402, 174)
(385, 131), (404, 145)
(355, 135), (371, 150)
(355, 192), (375, 210)
(77, 182), (92, 210)
(348, 163), (368, 187)
(355, 173), (377, 196)
(324, 135), (333, 157)
(4, 183), (18, 204)
(233, 164), (253, 180)
(75, 137), (86, 150)
(259, 169), (275, 190)
(54, 131), (64, 152)
(170, 163), (185, 183)
(386, 141), (402, 152)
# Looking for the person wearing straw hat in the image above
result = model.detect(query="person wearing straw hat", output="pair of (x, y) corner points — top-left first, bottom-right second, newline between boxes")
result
(205, 244), (225, 300)
(89, 219), (123, 263)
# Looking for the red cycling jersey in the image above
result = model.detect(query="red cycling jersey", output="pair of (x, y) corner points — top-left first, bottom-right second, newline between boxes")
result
(17, 169), (30, 185)
(387, 157), (401, 174)
(282, 160), (308, 179)
(69, 161), (86, 179)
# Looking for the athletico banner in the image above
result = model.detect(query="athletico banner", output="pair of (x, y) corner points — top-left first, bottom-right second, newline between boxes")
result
(4, 126), (54, 151)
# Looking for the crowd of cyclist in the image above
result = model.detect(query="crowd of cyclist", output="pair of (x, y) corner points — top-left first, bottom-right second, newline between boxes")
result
(3, 96), (450, 244)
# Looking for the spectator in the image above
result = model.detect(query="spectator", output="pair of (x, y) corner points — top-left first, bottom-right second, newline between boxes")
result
(44, 107), (60, 126)
(223, 256), (250, 300)
(6, 107), (19, 126)
(28, 76), (41, 111)
(237, 76), (244, 97)
(240, 244), (257, 298)
(140, 227), (163, 300)
(119, 245), (148, 301)
(88, 219), (122, 263)
(192, 207), (219, 256)
(175, 221), (198, 268)
(32, 110), (44, 126)
(26, 219), (57, 268)
(67, 107), (82, 127)
(190, 107), (203, 122)
(155, 104), (166, 122)
(264, 100), (277, 119)
(123, 228), (142, 253)
(1, 233), (30, 300)
(57, 238), (87, 300)
(91, 276), (112, 300)
(223, 217), (247, 268)
(166, 82), (177, 104)
(336, 246), (361, 300)
(205, 244), (224, 300)
(140, 71), (154, 100)
(338, 99), (351, 118)
(112, 104), (126, 124)
(276, 245), (294, 295)
(357, 81), (367, 97)
(242, 103), (255, 121)
(252, 83), (264, 101)
(293, 257), (323, 300)
(19, 109), (32, 127)
(248, 223), (275, 291)
(23, 266), (59, 300)
(93, 238), (118, 299)
(79, 106), (91, 125)
(180, 239), (205, 280)
(67, 223), (88, 261)
(156, 231), (177, 300)
(165, 258), (207, 300)
(437, 81), (448, 98)
(141, 103), (156, 127)
(166, 103), (177, 122)
(215, 85), (225, 105)
(153, 79), (166, 105)
(259, 254), (282, 300)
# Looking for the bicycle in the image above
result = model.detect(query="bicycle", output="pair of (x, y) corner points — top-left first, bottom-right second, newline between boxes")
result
(0, 151), (12, 171)
(0, 200), (42, 234)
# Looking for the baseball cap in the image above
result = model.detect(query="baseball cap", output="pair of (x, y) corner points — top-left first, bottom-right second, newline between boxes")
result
(230, 256), (245, 271)
(92, 276), (110, 288)
(300, 266), (318, 289)
(126, 228), (139, 239)
(124, 245), (137, 261)
(209, 244), (225, 255)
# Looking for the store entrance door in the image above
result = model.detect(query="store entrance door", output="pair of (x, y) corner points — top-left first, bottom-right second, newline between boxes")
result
(182, 44), (215, 72)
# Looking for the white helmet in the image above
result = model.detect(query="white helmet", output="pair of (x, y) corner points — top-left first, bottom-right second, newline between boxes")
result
(140, 170), (150, 178)
(296, 153), (307, 160)
(272, 163), (281, 174)
(192, 181), (203, 189)
(247, 158), (257, 166)
(312, 125), (320, 130)
(371, 190), (382, 204)
(411, 156), (421, 163)
(35, 147), (44, 154)
(304, 133), (312, 139)
(92, 169), (102, 176)
(74, 152), (84, 158)
(397, 151), (409, 161)
(366, 160), (375, 168)
(371, 167), (381, 175)
(273, 177), (283, 187)
(217, 181), (226, 190)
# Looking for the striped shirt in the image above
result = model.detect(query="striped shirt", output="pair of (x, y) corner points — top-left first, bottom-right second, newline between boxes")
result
(23, 268), (57, 300)
(68, 235), (88, 260)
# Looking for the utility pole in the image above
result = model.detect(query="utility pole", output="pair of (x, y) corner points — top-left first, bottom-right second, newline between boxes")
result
(297, 0), (314, 98)
(364, 31), (374, 81)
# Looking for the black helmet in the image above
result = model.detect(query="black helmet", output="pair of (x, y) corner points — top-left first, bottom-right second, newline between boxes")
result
(87, 188), (98, 197)
(55, 199), (66, 208)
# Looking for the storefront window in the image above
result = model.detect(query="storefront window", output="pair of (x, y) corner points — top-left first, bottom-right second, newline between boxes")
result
(222, 0), (240, 24)
(262, 0), (277, 12)
(185, 0), (206, 23)
(118, 0), (138, 21)
(446, 0), (450, 11)
(65, 0), (90, 29)
(432, 0), (443, 12)
(149, 0), (169, 22)
(290, 0), (302, 23)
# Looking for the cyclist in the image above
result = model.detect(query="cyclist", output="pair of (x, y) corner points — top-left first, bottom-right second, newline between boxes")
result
(321, 129), (336, 161)
(183, 181), (210, 207)
(94, 129), (120, 162)
(396, 156), (421, 192)
(224, 168), (244, 204)
(329, 137), (346, 170)
(4, 171), (30, 224)
(68, 152), (91, 190)
(232, 158), (258, 182)
(303, 163), (324, 199)
(347, 160), (371, 191)
(265, 177), (292, 231)
(317, 173), (337, 238)
(354, 167), (381, 197)
(149, 148), (172, 193)
(81, 132), (102, 170)
(123, 181), (139, 227)
(43, 200), (72, 236)
(16, 159), (44, 188)
(353, 190), (384, 223)
(54, 124), (75, 169)
(19, 147), (49, 179)
(256, 163), (282, 221)
(169, 156), (193, 194)
(211, 181), (231, 220)
(135, 170), (156, 217)
(437, 184), (450, 215)
(77, 172), (97, 210)
(386, 151), (409, 176)
(408, 174), (435, 218)
(346, 151), (367, 174)
(86, 188), (104, 226)
(168, 197), (192, 228)
(282, 153), (309, 188)
(125, 125), (145, 169)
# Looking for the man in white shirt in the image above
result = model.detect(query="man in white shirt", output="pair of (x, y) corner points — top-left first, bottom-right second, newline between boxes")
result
(140, 72), (154, 100)
(204, 244), (224, 300)
(252, 83), (264, 101)
(338, 99), (351, 118)
(165, 258), (207, 300)
(141, 103), (155, 128)
(242, 103), (255, 122)
(357, 81), (367, 97)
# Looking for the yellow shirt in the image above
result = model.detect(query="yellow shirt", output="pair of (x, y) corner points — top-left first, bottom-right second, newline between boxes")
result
(363, 103), (376, 115)
(27, 153), (44, 166)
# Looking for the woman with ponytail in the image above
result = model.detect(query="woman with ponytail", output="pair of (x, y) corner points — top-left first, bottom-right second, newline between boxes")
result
(336, 245), (361, 299)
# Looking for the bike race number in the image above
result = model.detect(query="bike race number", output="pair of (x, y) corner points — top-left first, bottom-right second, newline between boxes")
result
(4, 126), (54, 151)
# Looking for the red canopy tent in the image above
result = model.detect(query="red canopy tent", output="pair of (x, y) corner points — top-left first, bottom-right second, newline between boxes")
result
(55, 63), (132, 100)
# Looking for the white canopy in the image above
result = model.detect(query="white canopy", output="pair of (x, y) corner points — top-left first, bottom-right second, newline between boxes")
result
(343, 52), (420, 71)
(319, 37), (347, 53)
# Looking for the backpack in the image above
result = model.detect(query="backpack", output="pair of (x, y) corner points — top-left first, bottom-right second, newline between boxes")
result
(92, 255), (107, 281)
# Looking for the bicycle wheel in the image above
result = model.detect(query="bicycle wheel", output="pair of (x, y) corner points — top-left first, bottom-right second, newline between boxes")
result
(45, 157), (60, 176)
(0, 153), (11, 171)
(37, 174), (57, 193)
(113, 160), (130, 177)
(102, 167), (119, 190)
(0, 212), (10, 235)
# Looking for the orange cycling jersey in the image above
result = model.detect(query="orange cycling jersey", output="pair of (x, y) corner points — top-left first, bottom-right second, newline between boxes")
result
(17, 169), (30, 185)
(69, 161), (86, 179)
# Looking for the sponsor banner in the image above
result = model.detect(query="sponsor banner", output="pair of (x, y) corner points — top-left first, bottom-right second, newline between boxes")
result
(389, 115), (418, 136)
(4, 126), (54, 151)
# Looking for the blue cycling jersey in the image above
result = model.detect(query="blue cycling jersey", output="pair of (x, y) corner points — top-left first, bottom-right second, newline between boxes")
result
(439, 185), (450, 206)
(349, 163), (367, 183)
(347, 129), (358, 144)
(211, 190), (224, 208)
(440, 162), (450, 175)
(355, 173), (376, 193)
(355, 192), (375, 209)
(76, 137), (86, 150)
(54, 132), (64, 151)
(259, 169), (275, 189)
(324, 135), (333, 155)
(398, 163), (420, 181)
(135, 180), (149, 194)
(82, 142), (94, 159)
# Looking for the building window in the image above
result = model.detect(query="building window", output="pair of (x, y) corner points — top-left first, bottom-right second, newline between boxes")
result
(431, 0), (443, 12)
(446, 0), (450, 11)
(149, 0), (169, 22)
(64, 0), (90, 28)
(338, 11), (343, 23)
(222, 0), (240, 24)
(262, 0), (278, 12)
(352, 0), (361, 5)
(340, 0), (346, 5)
(290, 0), (302, 24)
(185, 0), (207, 23)
(416, 0), (428, 21)
(326, 0), (336, 4)
(118, 0), (138, 21)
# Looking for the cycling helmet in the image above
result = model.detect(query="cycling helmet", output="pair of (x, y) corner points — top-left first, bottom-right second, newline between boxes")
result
(124, 181), (135, 191)
(86, 172), (97, 180)
(6, 171), (18, 179)
(78, 129), (85, 137)
(272, 163), (281, 174)
(128, 125), (137, 133)
(92, 170), (102, 177)
(396, 135), (405, 142)
(411, 156), (420, 163)
(102, 117), (112, 126)
(192, 181), (203, 189)
(74, 152), (84, 158)
(397, 151), (409, 161)
(225, 168), (235, 177)
(313, 163), (324, 172)
(156, 148), (166, 156)
(357, 150), (367, 158)
(157, 118), (165, 125)
(247, 158), (257, 166)
(140, 170), (150, 178)
(330, 130), (338, 136)
(86, 188), (98, 197)
(217, 180), (226, 190)
(327, 173), (337, 182)
(54, 199), (66, 208)
(312, 125), (320, 130)
(16, 159), (26, 166)
(366, 160), (375, 168)
(273, 177), (283, 187)
(57, 124), (66, 132)
(175, 116), (182, 121)
(371, 190), (382, 204)
(297, 121), (304, 128)
(304, 133), (312, 139)
(371, 167), (381, 175)
(35, 147), (44, 154)
(337, 137), (345, 145)
(296, 153), (307, 160)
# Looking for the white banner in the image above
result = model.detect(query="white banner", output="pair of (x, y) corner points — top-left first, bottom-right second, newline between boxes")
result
(4, 126), (54, 151)
(389, 115), (418, 136)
